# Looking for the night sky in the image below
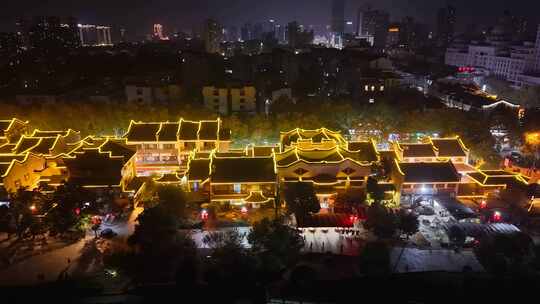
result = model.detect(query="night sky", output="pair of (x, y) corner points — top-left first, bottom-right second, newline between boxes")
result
(2, 0), (539, 37)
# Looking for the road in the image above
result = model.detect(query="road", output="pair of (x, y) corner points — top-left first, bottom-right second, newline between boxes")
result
(0, 207), (142, 286)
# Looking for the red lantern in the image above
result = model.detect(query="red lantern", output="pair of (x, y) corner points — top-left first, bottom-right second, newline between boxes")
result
(201, 209), (208, 220)
(480, 200), (487, 209)
(74, 208), (81, 216)
(493, 211), (501, 222)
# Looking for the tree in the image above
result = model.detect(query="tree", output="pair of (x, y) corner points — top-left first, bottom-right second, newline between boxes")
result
(359, 241), (391, 276)
(476, 232), (533, 275)
(8, 188), (46, 239)
(203, 229), (257, 298)
(45, 182), (94, 236)
(366, 177), (384, 204)
(156, 185), (187, 218)
(284, 182), (320, 220)
(128, 205), (179, 253)
(363, 202), (398, 239)
(397, 209), (419, 239)
(334, 189), (366, 213)
(248, 218), (304, 268)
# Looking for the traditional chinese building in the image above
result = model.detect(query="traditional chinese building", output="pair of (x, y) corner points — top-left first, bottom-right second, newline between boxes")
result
(0, 118), (29, 145)
(275, 128), (379, 212)
(185, 150), (277, 208)
(123, 119), (231, 176)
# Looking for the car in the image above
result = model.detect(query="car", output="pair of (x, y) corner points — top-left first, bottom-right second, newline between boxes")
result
(99, 228), (117, 239)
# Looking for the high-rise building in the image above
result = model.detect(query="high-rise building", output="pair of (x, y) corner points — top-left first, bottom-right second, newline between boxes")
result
(224, 26), (239, 42)
(241, 23), (252, 41)
(119, 28), (127, 43)
(331, 0), (345, 35)
(204, 19), (222, 54)
(153, 24), (165, 40)
(286, 21), (313, 49)
(445, 24), (540, 87)
(78, 24), (113, 46)
(253, 22), (264, 40)
(17, 16), (80, 49)
(357, 7), (389, 49)
(0, 32), (23, 57)
(436, 5), (456, 47)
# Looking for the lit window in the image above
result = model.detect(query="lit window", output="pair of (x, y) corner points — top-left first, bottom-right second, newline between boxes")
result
(369, 98), (375, 104)
(380, 86), (384, 91)
(234, 184), (241, 193)
(193, 182), (199, 192)
(371, 86), (375, 91)
(364, 85), (369, 91)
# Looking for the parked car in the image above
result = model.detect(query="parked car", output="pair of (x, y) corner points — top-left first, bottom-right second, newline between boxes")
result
(99, 228), (117, 239)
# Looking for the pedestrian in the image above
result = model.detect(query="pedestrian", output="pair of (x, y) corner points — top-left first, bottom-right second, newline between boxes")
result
(340, 243), (344, 254)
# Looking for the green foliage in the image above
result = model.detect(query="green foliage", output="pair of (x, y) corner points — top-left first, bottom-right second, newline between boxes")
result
(128, 205), (179, 253)
(397, 210), (419, 238)
(364, 202), (398, 239)
(156, 185), (187, 218)
(248, 218), (304, 267)
(366, 177), (384, 204)
(45, 182), (95, 235)
(283, 182), (320, 219)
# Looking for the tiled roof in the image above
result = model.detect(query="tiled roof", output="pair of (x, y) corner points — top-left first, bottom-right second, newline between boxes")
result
(63, 149), (124, 186)
(431, 138), (467, 157)
(178, 120), (199, 141)
(124, 119), (225, 142)
(400, 143), (437, 158)
(0, 144), (16, 154)
(280, 128), (347, 147)
(211, 156), (276, 183)
(99, 139), (136, 161)
(186, 158), (211, 181)
(13, 137), (41, 154)
(157, 122), (180, 142)
(0, 121), (11, 137)
(28, 137), (57, 154)
(275, 146), (376, 167)
(347, 141), (379, 161)
(198, 121), (219, 140)
(467, 170), (528, 187)
(398, 161), (461, 183)
(124, 122), (160, 142)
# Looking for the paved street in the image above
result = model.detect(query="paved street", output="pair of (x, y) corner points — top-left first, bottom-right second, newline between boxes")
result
(0, 208), (142, 286)
(391, 247), (484, 273)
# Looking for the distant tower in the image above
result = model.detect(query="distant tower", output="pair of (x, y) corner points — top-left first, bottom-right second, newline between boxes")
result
(96, 26), (112, 45)
(331, 0), (345, 35)
(357, 6), (389, 49)
(153, 24), (164, 40)
(204, 19), (222, 54)
(436, 5), (456, 47)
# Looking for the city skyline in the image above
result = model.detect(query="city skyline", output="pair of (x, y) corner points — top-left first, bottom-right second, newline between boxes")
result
(2, 0), (540, 38)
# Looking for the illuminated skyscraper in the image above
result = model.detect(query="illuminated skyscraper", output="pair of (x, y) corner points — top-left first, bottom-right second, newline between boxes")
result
(78, 24), (112, 46)
(153, 24), (164, 40)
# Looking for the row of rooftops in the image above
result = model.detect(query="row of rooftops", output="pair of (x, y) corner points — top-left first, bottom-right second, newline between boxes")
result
(123, 119), (231, 143)
(1, 119), (532, 193)
(396, 137), (469, 159)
